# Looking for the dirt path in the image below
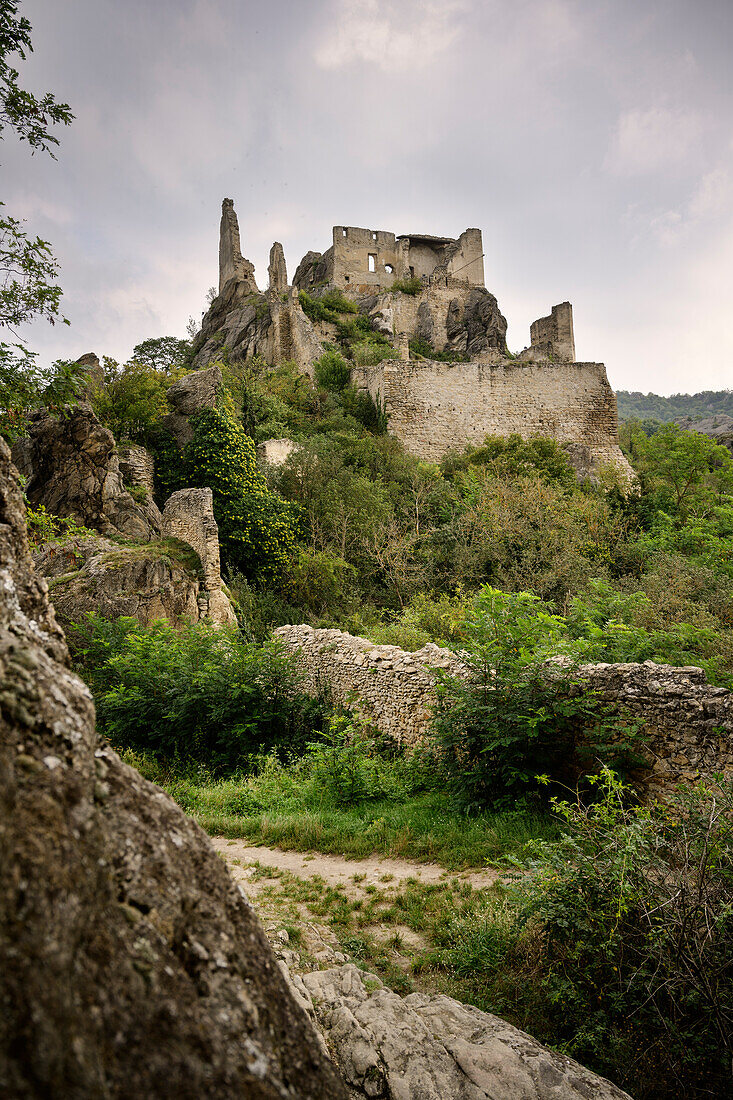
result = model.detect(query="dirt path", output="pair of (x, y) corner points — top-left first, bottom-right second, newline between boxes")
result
(212, 838), (499, 893)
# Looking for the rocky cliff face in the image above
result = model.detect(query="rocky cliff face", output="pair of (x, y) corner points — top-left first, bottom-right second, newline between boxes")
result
(16, 403), (159, 540)
(0, 438), (347, 1098)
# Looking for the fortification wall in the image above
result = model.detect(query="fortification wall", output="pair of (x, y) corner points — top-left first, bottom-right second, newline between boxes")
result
(353, 356), (632, 474)
(274, 625), (733, 798)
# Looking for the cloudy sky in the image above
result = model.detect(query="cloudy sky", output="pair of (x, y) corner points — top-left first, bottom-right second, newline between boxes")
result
(6, 0), (733, 394)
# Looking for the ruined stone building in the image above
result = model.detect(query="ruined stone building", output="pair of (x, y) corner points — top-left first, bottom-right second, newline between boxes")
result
(191, 199), (631, 477)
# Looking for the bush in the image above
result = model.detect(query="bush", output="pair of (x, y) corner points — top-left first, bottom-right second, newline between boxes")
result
(389, 276), (423, 295)
(503, 770), (733, 1098)
(70, 615), (328, 771)
(185, 403), (297, 582)
(432, 588), (644, 809)
(314, 349), (351, 391)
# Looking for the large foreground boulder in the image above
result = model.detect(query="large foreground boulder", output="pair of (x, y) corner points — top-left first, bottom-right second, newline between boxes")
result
(302, 966), (632, 1100)
(0, 438), (346, 1098)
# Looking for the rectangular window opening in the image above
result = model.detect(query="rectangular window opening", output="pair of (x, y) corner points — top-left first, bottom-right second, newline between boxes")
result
(368, 254), (376, 273)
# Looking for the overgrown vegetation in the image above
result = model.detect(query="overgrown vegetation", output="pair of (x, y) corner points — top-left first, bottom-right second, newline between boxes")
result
(616, 387), (733, 422)
(70, 615), (328, 772)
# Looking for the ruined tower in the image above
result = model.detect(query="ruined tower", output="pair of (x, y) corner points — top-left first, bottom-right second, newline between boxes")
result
(218, 198), (258, 295)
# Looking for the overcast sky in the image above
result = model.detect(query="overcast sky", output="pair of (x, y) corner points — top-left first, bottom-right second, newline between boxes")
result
(6, 0), (733, 394)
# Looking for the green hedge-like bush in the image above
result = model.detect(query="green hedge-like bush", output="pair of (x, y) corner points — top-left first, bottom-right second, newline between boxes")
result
(70, 615), (327, 771)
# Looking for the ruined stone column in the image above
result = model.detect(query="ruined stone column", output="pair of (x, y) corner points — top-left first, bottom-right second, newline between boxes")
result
(162, 487), (237, 626)
(268, 242), (288, 293)
(218, 198), (258, 294)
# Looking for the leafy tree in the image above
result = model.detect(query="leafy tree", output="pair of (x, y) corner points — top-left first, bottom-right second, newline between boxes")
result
(90, 359), (171, 443)
(184, 401), (297, 582)
(130, 336), (191, 374)
(632, 423), (733, 515)
(0, 1), (75, 426)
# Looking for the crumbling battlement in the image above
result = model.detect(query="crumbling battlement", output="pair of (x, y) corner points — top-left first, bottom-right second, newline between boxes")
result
(529, 301), (576, 362)
(274, 626), (733, 798)
(293, 225), (484, 295)
(192, 198), (631, 478)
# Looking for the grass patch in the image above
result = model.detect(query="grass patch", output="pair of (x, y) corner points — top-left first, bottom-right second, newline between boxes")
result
(125, 748), (555, 869)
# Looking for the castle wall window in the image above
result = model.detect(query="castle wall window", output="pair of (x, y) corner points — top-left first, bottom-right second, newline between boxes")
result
(368, 254), (376, 273)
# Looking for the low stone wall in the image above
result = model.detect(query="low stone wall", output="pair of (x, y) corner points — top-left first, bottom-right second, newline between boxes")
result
(274, 626), (733, 796)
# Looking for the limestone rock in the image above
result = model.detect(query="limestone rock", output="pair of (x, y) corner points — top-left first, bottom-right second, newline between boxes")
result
(218, 197), (258, 295)
(257, 438), (301, 467)
(162, 364), (223, 448)
(32, 535), (204, 629)
(0, 437), (347, 1099)
(16, 403), (158, 540)
(118, 442), (164, 531)
(161, 488), (237, 626)
(302, 965), (631, 1100)
(269, 241), (288, 293)
(292, 250), (329, 292)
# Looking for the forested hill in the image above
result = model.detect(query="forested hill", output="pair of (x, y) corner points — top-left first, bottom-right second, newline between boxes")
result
(616, 389), (733, 421)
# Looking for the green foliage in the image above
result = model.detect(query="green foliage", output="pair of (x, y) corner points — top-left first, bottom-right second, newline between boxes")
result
(314, 348), (351, 391)
(25, 504), (95, 547)
(91, 358), (173, 443)
(441, 434), (577, 488)
(389, 276), (423, 295)
(432, 588), (644, 810)
(70, 615), (328, 772)
(130, 336), (192, 373)
(185, 403), (297, 582)
(0, 348), (90, 441)
(0, 210), (68, 331)
(616, 388), (733, 422)
(409, 336), (467, 362)
(298, 288), (358, 324)
(0, 1), (73, 154)
(629, 422), (733, 515)
(496, 770), (733, 1098)
(133, 731), (554, 868)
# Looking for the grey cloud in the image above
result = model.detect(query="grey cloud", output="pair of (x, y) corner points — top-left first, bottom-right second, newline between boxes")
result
(7, 0), (733, 392)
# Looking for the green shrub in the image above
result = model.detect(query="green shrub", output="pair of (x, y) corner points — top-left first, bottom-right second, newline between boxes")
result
(314, 349), (351, 391)
(70, 615), (328, 771)
(389, 276), (423, 295)
(504, 770), (733, 1098)
(299, 288), (357, 324)
(432, 587), (644, 809)
(25, 505), (96, 547)
(409, 336), (467, 362)
(185, 403), (297, 582)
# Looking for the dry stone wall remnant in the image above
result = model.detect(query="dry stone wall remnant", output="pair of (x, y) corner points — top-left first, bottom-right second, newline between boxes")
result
(161, 487), (237, 626)
(274, 626), (733, 797)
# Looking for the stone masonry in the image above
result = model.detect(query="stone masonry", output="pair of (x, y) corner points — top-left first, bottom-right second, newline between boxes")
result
(275, 625), (733, 797)
(352, 357), (633, 474)
(162, 488), (237, 626)
(192, 198), (634, 479)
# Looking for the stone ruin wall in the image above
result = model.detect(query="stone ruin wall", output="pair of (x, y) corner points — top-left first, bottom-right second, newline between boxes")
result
(274, 625), (733, 799)
(161, 487), (237, 625)
(353, 356), (633, 473)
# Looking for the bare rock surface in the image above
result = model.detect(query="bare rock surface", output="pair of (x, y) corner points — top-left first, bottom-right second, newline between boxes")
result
(301, 965), (632, 1100)
(32, 535), (205, 629)
(16, 403), (158, 540)
(162, 363), (223, 447)
(0, 438), (347, 1099)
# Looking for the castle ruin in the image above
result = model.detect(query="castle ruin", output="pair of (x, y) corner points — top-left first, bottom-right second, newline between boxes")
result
(190, 199), (631, 477)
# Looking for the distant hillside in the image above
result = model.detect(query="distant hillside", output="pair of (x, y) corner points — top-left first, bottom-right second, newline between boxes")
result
(616, 389), (733, 422)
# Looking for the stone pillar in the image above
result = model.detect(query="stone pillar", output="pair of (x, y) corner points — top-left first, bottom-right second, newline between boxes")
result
(162, 487), (237, 626)
(398, 332), (410, 361)
(218, 198), (258, 295)
(268, 242), (288, 293)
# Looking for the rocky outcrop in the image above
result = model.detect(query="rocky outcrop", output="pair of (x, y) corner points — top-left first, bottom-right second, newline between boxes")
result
(15, 403), (159, 540)
(676, 414), (733, 452)
(257, 438), (301, 467)
(300, 965), (631, 1100)
(0, 436), (347, 1098)
(274, 625), (733, 795)
(161, 488), (237, 626)
(219, 197), (258, 295)
(269, 242), (288, 293)
(32, 535), (205, 629)
(118, 442), (164, 531)
(162, 363), (223, 448)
